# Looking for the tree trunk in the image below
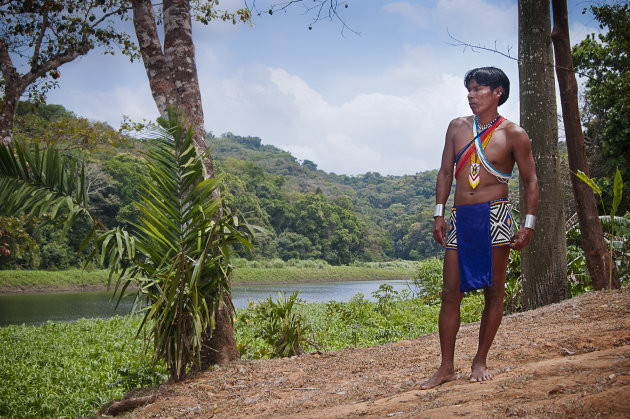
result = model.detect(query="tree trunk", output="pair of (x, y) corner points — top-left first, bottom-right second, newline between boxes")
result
(199, 290), (240, 368)
(0, 83), (20, 145)
(518, 0), (568, 309)
(131, 0), (239, 365)
(550, 0), (619, 290)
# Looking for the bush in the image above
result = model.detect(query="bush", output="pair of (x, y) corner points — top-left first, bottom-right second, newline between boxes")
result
(40, 242), (71, 270)
(238, 291), (311, 358)
(234, 286), (485, 359)
(410, 257), (443, 304)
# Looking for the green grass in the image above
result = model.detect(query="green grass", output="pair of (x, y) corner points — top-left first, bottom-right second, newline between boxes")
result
(0, 268), (110, 289)
(0, 260), (418, 290)
(0, 316), (166, 419)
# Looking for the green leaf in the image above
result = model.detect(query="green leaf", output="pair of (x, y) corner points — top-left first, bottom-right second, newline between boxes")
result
(575, 170), (602, 196)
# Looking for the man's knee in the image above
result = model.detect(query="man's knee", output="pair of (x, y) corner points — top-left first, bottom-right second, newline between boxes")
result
(441, 285), (463, 305)
(484, 284), (505, 305)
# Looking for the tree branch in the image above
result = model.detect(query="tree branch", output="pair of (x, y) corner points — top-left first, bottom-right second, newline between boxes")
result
(246, 0), (358, 36)
(23, 42), (91, 87)
(30, 1), (51, 70)
(447, 29), (592, 81)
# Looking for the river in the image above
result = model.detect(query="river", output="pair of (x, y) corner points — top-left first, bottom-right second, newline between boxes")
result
(0, 279), (413, 326)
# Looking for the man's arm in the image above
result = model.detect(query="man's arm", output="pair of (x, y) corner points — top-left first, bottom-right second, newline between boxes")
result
(433, 119), (458, 246)
(508, 125), (539, 250)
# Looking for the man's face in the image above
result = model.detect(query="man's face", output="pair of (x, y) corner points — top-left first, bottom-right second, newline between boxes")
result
(467, 79), (501, 114)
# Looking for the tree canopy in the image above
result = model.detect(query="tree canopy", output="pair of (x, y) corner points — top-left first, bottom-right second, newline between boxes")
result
(572, 2), (630, 212)
(0, 0), (138, 142)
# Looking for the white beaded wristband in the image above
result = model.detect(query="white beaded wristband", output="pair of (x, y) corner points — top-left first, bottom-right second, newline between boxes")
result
(434, 204), (445, 218)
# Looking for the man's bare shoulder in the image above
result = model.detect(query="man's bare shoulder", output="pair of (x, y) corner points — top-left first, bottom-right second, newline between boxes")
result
(502, 119), (530, 143)
(448, 116), (473, 129)
(446, 116), (473, 138)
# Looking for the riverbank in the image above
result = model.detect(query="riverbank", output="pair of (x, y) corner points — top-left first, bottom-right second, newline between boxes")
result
(0, 262), (418, 294)
(107, 289), (630, 418)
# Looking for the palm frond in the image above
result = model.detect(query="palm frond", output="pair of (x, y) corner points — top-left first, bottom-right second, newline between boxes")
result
(97, 110), (253, 380)
(0, 140), (102, 242)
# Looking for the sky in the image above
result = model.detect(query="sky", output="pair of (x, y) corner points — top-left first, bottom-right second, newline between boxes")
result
(44, 0), (602, 176)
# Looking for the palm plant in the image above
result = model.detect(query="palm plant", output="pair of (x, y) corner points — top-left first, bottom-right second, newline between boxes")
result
(0, 137), (101, 238)
(251, 291), (311, 358)
(0, 111), (253, 381)
(96, 113), (252, 380)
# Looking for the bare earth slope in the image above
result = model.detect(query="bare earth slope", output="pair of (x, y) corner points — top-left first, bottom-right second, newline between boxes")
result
(118, 290), (630, 418)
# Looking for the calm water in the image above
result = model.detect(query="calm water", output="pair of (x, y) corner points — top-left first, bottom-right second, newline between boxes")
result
(0, 280), (412, 326)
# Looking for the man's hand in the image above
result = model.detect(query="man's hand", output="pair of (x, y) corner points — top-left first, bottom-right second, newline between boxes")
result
(509, 228), (534, 250)
(433, 217), (447, 246)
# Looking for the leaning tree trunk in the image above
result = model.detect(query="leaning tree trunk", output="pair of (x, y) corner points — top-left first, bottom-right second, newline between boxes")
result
(131, 0), (239, 366)
(550, 0), (619, 290)
(518, 0), (567, 309)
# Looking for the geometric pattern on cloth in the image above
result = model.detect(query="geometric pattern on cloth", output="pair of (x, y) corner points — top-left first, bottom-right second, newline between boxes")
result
(445, 199), (513, 249)
(489, 199), (513, 246)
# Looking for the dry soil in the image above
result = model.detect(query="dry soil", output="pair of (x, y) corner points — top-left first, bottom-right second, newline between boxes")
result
(107, 289), (630, 418)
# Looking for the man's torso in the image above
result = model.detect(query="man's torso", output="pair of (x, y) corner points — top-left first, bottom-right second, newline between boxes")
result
(450, 115), (516, 206)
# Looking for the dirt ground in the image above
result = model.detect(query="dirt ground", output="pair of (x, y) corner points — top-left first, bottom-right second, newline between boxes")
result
(112, 289), (630, 418)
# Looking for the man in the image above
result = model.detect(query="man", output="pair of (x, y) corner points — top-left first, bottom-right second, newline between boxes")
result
(421, 67), (539, 389)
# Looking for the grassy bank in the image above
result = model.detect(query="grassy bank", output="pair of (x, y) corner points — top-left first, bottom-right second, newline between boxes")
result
(0, 268), (111, 291)
(0, 260), (418, 292)
(233, 262), (416, 283)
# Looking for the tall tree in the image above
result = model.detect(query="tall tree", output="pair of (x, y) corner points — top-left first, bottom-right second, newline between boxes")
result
(129, 0), (247, 366)
(0, 0), (137, 144)
(129, 0), (350, 366)
(550, 0), (619, 289)
(518, 0), (567, 308)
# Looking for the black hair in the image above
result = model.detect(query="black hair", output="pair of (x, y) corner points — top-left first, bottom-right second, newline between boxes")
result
(464, 67), (510, 106)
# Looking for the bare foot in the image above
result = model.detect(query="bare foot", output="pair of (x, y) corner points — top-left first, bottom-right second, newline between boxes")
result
(470, 362), (492, 382)
(419, 366), (457, 390)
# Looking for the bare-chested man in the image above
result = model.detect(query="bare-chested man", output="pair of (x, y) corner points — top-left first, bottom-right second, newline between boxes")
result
(420, 67), (539, 389)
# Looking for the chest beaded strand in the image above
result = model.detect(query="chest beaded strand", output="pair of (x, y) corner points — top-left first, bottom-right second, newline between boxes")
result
(469, 115), (501, 189)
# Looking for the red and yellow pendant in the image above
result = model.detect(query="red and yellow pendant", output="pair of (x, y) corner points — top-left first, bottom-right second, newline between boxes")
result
(469, 125), (497, 189)
(469, 162), (481, 189)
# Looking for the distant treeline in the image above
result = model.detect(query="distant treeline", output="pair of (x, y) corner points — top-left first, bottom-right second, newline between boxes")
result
(1, 102), (522, 269)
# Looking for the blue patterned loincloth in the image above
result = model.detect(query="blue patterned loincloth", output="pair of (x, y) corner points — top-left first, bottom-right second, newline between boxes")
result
(445, 199), (513, 249)
(444, 199), (514, 292)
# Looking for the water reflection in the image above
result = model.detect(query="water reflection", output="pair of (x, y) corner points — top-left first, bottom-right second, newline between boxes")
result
(0, 280), (412, 327)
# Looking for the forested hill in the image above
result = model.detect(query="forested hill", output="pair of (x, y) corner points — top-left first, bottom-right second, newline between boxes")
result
(5, 103), (475, 269)
(206, 132), (445, 263)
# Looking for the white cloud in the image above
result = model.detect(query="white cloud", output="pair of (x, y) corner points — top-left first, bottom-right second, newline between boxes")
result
(201, 62), (476, 176)
(43, 0), (587, 176)
(569, 21), (599, 44)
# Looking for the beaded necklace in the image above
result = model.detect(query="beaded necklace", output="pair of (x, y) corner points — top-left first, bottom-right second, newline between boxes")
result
(469, 115), (501, 189)
(477, 115), (500, 131)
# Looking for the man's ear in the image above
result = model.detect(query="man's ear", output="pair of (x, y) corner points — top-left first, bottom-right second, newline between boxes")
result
(494, 87), (503, 98)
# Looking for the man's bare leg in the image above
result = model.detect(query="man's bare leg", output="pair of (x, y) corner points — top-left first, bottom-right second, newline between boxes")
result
(420, 249), (463, 389)
(470, 246), (510, 382)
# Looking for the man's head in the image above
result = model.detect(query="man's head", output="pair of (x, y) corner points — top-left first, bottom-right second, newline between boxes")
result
(464, 67), (510, 106)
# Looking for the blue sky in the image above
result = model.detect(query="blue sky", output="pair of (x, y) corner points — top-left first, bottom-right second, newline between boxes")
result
(45, 0), (600, 176)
